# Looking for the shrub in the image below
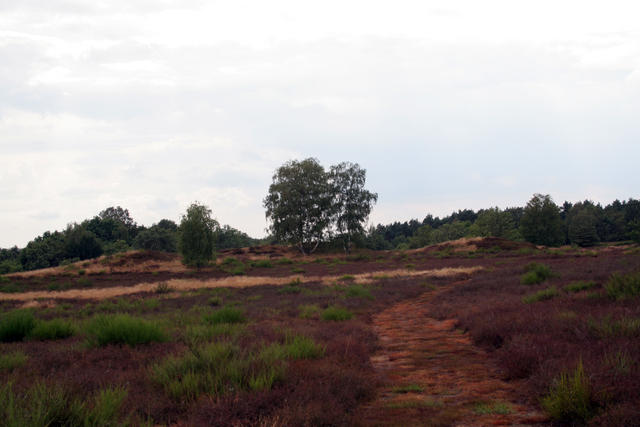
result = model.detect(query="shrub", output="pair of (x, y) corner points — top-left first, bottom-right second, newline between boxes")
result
(203, 306), (246, 325)
(521, 262), (553, 285)
(86, 314), (167, 347)
(541, 359), (595, 423)
(30, 319), (75, 340)
(0, 351), (27, 372)
(605, 272), (640, 300)
(154, 281), (172, 294)
(0, 309), (36, 342)
(344, 284), (374, 300)
(565, 281), (598, 293)
(522, 286), (560, 304)
(321, 306), (353, 321)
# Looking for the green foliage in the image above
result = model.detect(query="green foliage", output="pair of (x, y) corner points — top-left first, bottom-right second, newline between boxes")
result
(344, 284), (374, 299)
(203, 306), (246, 325)
(0, 259), (22, 274)
(0, 309), (36, 342)
(474, 402), (512, 415)
(0, 351), (27, 372)
(299, 304), (321, 319)
(179, 202), (219, 268)
(0, 282), (21, 293)
(605, 272), (640, 300)
(520, 193), (564, 246)
(520, 262), (554, 285)
(475, 207), (518, 239)
(588, 316), (640, 338)
(215, 225), (259, 250)
(29, 319), (75, 340)
(86, 314), (167, 347)
(275, 257), (294, 265)
(250, 259), (273, 268)
(64, 224), (103, 260)
(522, 286), (560, 304)
(542, 360), (595, 423)
(321, 305), (353, 321)
(329, 162), (378, 253)
(0, 382), (127, 427)
(338, 274), (355, 282)
(568, 207), (600, 247)
(264, 158), (334, 255)
(282, 333), (325, 359)
(565, 281), (598, 293)
(151, 341), (285, 401)
(133, 226), (176, 252)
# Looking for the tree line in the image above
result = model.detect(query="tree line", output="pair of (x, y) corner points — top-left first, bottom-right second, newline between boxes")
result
(0, 206), (260, 274)
(363, 194), (640, 250)
(2, 157), (639, 273)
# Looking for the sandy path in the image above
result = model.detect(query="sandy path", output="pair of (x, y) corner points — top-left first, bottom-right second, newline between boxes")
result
(0, 267), (482, 303)
(356, 282), (549, 426)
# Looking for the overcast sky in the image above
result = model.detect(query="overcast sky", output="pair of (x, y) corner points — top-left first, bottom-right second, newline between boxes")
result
(1, 1), (639, 247)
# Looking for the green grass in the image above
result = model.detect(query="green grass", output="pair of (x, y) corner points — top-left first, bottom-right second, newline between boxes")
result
(290, 267), (305, 273)
(522, 286), (560, 304)
(151, 341), (286, 401)
(474, 401), (512, 415)
(541, 359), (594, 423)
(0, 382), (127, 427)
(321, 305), (353, 321)
(298, 304), (321, 319)
(605, 272), (640, 300)
(183, 324), (245, 347)
(76, 277), (93, 288)
(565, 281), (598, 293)
(392, 384), (424, 394)
(208, 296), (223, 306)
(282, 333), (325, 359)
(0, 309), (37, 342)
(275, 257), (294, 265)
(154, 282), (172, 294)
(338, 274), (356, 282)
(250, 259), (273, 268)
(202, 306), (246, 325)
(0, 351), (28, 372)
(588, 315), (640, 338)
(0, 282), (21, 293)
(29, 319), (75, 340)
(279, 278), (302, 294)
(86, 314), (167, 347)
(385, 399), (443, 409)
(521, 262), (554, 285)
(344, 284), (374, 299)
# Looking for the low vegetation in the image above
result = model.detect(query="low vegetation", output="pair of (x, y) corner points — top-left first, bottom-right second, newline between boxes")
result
(86, 314), (167, 347)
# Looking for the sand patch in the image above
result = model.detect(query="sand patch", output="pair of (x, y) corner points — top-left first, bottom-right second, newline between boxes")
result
(0, 266), (482, 303)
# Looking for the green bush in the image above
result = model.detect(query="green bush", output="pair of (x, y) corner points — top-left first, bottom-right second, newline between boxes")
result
(605, 272), (640, 300)
(565, 281), (598, 293)
(0, 351), (27, 372)
(86, 314), (167, 347)
(250, 259), (273, 268)
(521, 262), (553, 285)
(29, 319), (75, 340)
(203, 306), (246, 325)
(522, 286), (560, 304)
(321, 306), (353, 321)
(0, 309), (36, 342)
(541, 360), (594, 423)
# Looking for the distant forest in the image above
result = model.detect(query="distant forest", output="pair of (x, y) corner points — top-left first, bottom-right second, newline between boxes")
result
(1, 194), (639, 274)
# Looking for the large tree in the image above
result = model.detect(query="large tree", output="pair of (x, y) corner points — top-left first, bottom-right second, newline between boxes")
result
(179, 202), (219, 267)
(520, 194), (564, 246)
(264, 158), (334, 255)
(329, 162), (378, 253)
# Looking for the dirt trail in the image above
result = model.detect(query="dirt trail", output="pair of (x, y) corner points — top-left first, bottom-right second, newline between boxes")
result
(357, 282), (548, 426)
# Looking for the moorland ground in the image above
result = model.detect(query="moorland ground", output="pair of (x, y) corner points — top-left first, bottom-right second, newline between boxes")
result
(1, 238), (639, 426)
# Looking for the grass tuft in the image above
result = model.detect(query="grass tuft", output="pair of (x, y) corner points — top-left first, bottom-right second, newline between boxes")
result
(299, 304), (321, 319)
(605, 272), (640, 300)
(86, 314), (167, 347)
(0, 351), (28, 372)
(203, 306), (246, 325)
(321, 306), (353, 321)
(565, 281), (598, 293)
(522, 286), (560, 304)
(541, 359), (595, 423)
(521, 262), (554, 285)
(30, 318), (75, 340)
(0, 309), (36, 342)
(344, 284), (374, 300)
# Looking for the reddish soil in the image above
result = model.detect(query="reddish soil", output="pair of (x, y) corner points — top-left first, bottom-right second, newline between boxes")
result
(356, 281), (548, 427)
